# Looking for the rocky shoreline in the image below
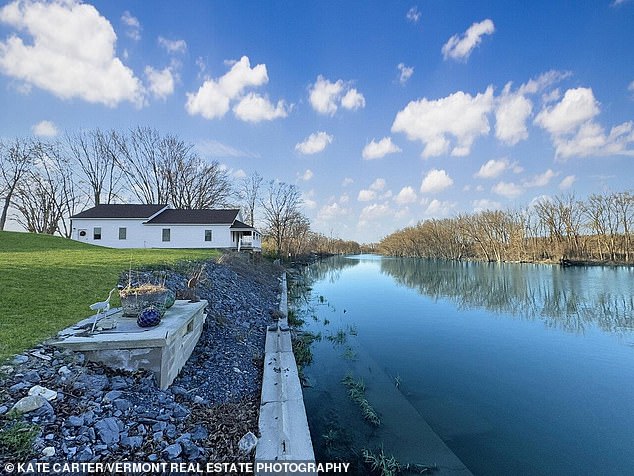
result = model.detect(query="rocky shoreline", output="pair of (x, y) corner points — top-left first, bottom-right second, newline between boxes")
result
(0, 253), (283, 471)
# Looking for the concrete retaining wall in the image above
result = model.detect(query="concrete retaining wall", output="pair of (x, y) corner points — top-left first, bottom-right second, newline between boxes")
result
(255, 274), (315, 474)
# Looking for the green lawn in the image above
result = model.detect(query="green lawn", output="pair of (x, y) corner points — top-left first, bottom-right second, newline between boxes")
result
(0, 230), (219, 361)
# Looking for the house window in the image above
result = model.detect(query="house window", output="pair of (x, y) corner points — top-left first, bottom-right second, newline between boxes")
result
(118, 227), (127, 240)
(93, 227), (101, 240)
(204, 229), (212, 242)
(162, 228), (171, 242)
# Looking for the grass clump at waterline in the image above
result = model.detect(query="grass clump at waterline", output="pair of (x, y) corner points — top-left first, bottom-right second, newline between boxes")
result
(287, 308), (305, 327)
(292, 331), (320, 368)
(341, 373), (381, 427)
(362, 447), (437, 475)
(0, 230), (220, 361)
(326, 328), (348, 344)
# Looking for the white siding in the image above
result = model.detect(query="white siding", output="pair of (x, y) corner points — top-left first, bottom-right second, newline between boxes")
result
(143, 224), (235, 248)
(72, 218), (149, 248)
(71, 218), (238, 249)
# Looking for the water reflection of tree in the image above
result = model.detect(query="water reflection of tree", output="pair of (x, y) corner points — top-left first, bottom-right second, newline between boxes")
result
(379, 258), (634, 334)
(287, 255), (361, 307)
(302, 255), (361, 285)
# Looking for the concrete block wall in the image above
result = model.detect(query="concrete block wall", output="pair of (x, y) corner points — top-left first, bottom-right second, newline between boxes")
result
(255, 274), (316, 474)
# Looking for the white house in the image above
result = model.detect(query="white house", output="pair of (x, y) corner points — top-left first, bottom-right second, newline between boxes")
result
(70, 204), (262, 251)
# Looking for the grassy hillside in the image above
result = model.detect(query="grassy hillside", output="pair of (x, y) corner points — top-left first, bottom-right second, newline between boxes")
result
(0, 230), (220, 361)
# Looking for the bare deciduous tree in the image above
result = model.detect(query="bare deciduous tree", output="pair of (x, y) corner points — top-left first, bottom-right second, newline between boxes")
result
(260, 180), (303, 257)
(285, 212), (311, 257)
(583, 193), (620, 261)
(114, 127), (233, 209)
(167, 155), (233, 209)
(612, 191), (634, 262)
(114, 127), (171, 204)
(13, 141), (78, 235)
(0, 138), (33, 230)
(238, 171), (263, 227)
(66, 129), (122, 206)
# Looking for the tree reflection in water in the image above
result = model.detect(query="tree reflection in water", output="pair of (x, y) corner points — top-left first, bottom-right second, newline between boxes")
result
(295, 255), (634, 335)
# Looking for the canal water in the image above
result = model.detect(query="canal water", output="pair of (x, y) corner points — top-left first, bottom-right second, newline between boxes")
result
(293, 255), (634, 475)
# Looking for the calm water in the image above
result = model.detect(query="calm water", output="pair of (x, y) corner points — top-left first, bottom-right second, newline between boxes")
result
(294, 255), (634, 475)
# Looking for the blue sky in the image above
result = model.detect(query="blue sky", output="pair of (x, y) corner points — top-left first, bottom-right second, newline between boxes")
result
(1, 1), (633, 242)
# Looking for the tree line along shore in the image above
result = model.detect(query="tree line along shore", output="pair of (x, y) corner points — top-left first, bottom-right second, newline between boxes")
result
(378, 191), (634, 265)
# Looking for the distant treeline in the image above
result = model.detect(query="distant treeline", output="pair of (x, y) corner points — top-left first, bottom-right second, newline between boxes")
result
(378, 191), (634, 264)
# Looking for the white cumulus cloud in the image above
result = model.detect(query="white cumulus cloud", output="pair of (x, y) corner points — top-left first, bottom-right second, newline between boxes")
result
(309, 76), (342, 115)
(0, 0), (144, 107)
(185, 56), (272, 120)
(394, 186), (417, 205)
(233, 93), (288, 123)
(359, 203), (392, 225)
(392, 87), (494, 157)
(299, 169), (313, 181)
(542, 89), (562, 104)
(495, 85), (533, 145)
(397, 63), (414, 85)
(519, 70), (571, 96)
(295, 131), (333, 155)
(524, 169), (558, 188)
(309, 75), (364, 115)
(406, 6), (421, 23)
(534, 87), (600, 136)
(492, 181), (523, 199)
(302, 192), (317, 210)
(121, 10), (141, 41)
(475, 158), (511, 179)
(487, 168), (559, 199)
(32, 120), (57, 137)
(551, 121), (634, 158)
(422, 198), (454, 216)
(145, 66), (175, 100)
(535, 87), (634, 158)
(559, 175), (576, 190)
(357, 189), (376, 202)
(472, 198), (502, 212)
(493, 71), (570, 146)
(420, 169), (454, 194)
(362, 137), (401, 160)
(494, 71), (570, 146)
(442, 19), (495, 61)
(158, 36), (187, 54)
(318, 202), (349, 221)
(341, 88), (365, 111)
(370, 178), (386, 191)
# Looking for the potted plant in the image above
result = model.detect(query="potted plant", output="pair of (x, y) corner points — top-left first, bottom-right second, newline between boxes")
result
(119, 283), (169, 317)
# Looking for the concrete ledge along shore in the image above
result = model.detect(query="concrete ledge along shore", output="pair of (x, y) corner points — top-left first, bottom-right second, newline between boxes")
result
(255, 273), (316, 474)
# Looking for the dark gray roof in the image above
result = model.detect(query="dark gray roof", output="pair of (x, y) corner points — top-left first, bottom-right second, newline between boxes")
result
(71, 204), (167, 219)
(230, 220), (256, 230)
(144, 209), (240, 225)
